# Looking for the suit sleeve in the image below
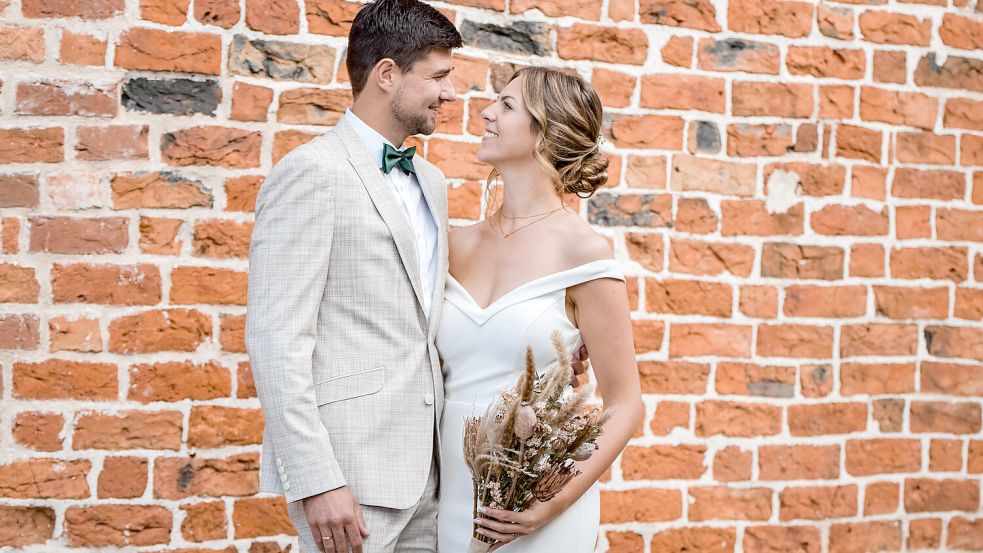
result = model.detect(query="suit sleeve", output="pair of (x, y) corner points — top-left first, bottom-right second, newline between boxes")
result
(246, 147), (346, 503)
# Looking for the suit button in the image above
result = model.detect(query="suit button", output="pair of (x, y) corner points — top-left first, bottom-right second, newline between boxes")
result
(284, 483), (290, 491)
(280, 474), (288, 483)
(278, 466), (285, 475)
(424, 393), (434, 405)
(276, 458), (283, 466)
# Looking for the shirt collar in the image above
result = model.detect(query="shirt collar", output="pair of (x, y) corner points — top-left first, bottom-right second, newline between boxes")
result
(342, 108), (407, 171)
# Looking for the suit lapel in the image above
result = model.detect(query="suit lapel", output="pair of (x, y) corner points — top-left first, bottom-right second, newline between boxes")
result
(334, 119), (427, 314)
(417, 166), (448, 327)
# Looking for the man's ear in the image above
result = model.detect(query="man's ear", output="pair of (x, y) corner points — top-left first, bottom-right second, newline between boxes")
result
(371, 58), (399, 94)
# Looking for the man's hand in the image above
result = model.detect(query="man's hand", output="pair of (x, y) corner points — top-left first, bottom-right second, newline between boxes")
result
(303, 486), (369, 553)
(570, 344), (589, 388)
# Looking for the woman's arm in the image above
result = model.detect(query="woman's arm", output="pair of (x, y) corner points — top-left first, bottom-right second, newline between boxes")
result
(476, 275), (644, 547)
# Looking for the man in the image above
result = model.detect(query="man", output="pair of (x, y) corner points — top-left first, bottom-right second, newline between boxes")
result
(246, 1), (461, 551)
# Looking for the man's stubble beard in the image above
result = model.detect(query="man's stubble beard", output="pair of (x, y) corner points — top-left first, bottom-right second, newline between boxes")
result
(392, 85), (436, 137)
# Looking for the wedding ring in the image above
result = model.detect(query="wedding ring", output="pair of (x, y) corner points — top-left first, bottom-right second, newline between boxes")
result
(322, 536), (333, 541)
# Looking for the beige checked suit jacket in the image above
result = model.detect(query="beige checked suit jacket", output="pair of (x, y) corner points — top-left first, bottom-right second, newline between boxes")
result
(246, 118), (448, 509)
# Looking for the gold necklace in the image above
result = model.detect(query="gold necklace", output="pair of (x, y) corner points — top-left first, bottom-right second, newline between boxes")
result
(499, 205), (564, 220)
(492, 206), (564, 238)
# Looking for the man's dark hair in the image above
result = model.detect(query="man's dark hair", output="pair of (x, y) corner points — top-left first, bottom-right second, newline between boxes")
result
(346, 0), (462, 97)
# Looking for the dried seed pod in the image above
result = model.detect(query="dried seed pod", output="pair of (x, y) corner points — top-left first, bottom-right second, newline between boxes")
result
(514, 405), (537, 440)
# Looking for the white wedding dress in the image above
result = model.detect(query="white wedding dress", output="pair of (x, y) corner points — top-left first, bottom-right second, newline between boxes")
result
(435, 259), (625, 552)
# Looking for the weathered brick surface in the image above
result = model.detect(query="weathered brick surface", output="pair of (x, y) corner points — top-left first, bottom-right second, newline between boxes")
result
(1, 1), (980, 552)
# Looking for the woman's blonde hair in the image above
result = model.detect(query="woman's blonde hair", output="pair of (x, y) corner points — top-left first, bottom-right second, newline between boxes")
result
(486, 67), (608, 200)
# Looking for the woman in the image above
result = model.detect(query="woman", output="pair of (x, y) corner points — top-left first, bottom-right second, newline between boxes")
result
(436, 67), (645, 552)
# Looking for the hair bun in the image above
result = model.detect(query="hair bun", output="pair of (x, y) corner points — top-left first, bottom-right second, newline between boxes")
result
(561, 148), (608, 197)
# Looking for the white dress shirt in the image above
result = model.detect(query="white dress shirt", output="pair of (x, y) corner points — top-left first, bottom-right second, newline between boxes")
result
(342, 108), (439, 319)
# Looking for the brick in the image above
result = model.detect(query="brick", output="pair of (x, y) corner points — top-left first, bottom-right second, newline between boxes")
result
(306, 0), (358, 35)
(0, 506), (55, 547)
(129, 361), (231, 403)
(865, 481), (900, 515)
(74, 410), (183, 450)
(622, 445), (706, 479)
(911, 401), (981, 434)
(122, 77), (220, 116)
(910, 518), (942, 550)
(52, 263), (161, 305)
(162, 126), (261, 168)
(738, 286), (778, 319)
(669, 239), (753, 277)
(0, 175), (39, 208)
(233, 497), (295, 538)
(822, 85), (857, 119)
(938, 209), (983, 243)
(600, 489), (682, 523)
(721, 200), (803, 236)
(851, 166), (886, 201)
(225, 176), (262, 212)
(841, 323), (917, 357)
(760, 445), (840, 481)
(650, 527), (735, 553)
(640, 0), (720, 31)
(154, 454), (259, 499)
(836, 125), (882, 163)
(557, 24), (647, 64)
(638, 361), (709, 394)
(787, 46), (865, 79)
(661, 35), (692, 67)
(829, 521), (901, 553)
(675, 198), (717, 233)
(689, 486), (772, 521)
(141, 0), (189, 25)
(0, 26), (45, 63)
(818, 4), (854, 40)
(757, 324), (834, 358)
(930, 439), (963, 472)
(789, 403), (866, 436)
(0, 459), (90, 498)
(801, 364), (833, 398)
(171, 266), (248, 305)
(713, 446), (752, 482)
(696, 401), (781, 437)
(905, 478), (980, 513)
(13, 359), (117, 400)
(715, 362), (793, 398)
(761, 243), (844, 280)
(784, 285), (866, 318)
(810, 204), (887, 236)
(733, 81), (812, 118)
(669, 324), (752, 358)
(727, 0), (811, 37)
(641, 73), (725, 112)
(896, 131), (955, 165)
(859, 10), (931, 45)
(192, 220), (253, 259)
(892, 168), (964, 200)
(846, 439), (921, 475)
(189, 406), (263, 448)
(220, 314), (246, 353)
(873, 50), (906, 83)
(139, 217), (183, 255)
(914, 54), (983, 93)
(727, 124), (793, 157)
(948, 517), (983, 550)
(946, 98), (983, 131)
(29, 216), (128, 254)
(16, 80), (116, 117)
(745, 526), (821, 553)
(956, 288), (983, 320)
(780, 485), (856, 520)
(891, 247), (968, 282)
(182, 501), (227, 542)
(75, 125), (148, 161)
(0, 314), (39, 349)
(587, 194), (671, 228)
(697, 38), (779, 74)
(670, 154), (756, 196)
(97, 456), (147, 498)
(108, 309), (211, 354)
(649, 400), (688, 435)
(112, 171), (213, 209)
(0, 128), (64, 163)
(23, 0), (123, 18)
(921, 361), (983, 397)
(860, 87), (937, 130)
(874, 399), (905, 433)
(196, 0), (240, 27)
(246, 0), (298, 34)
(237, 361), (256, 398)
(841, 363), (915, 395)
(0, 264), (40, 304)
(606, 531), (644, 553)
(645, 279), (731, 316)
(612, 115), (684, 149)
(65, 505), (171, 547)
(12, 412), (63, 451)
(873, 286), (947, 320)
(115, 28), (221, 75)
(895, 205), (930, 240)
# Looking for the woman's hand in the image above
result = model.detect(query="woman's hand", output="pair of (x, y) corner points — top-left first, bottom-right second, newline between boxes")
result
(474, 500), (562, 551)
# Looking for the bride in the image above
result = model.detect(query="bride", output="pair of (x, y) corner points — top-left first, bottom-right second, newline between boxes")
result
(436, 67), (645, 552)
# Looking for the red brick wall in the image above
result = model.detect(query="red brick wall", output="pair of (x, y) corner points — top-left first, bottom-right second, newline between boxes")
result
(1, 0), (982, 551)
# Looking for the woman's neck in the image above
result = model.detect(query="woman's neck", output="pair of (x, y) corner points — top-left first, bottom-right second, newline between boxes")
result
(494, 162), (563, 218)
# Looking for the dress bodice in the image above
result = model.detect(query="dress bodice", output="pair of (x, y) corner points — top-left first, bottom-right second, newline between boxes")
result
(436, 259), (625, 406)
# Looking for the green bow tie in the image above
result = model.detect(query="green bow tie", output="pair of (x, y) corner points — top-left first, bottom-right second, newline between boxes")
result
(382, 143), (416, 176)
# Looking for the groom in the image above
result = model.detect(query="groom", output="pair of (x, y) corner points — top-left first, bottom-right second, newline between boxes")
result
(245, 1), (461, 552)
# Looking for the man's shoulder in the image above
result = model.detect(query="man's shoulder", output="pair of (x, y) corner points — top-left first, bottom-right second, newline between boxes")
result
(272, 130), (353, 174)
